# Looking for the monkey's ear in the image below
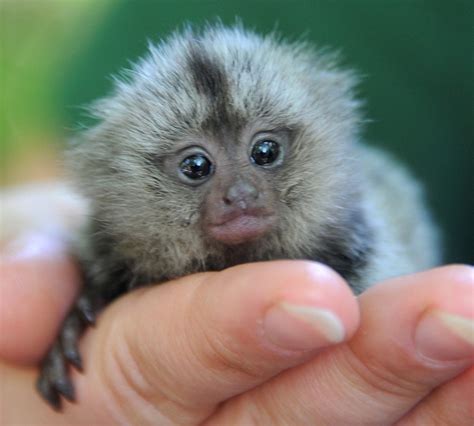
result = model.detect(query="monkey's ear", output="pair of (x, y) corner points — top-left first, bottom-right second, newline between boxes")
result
(310, 63), (364, 133)
(302, 47), (360, 99)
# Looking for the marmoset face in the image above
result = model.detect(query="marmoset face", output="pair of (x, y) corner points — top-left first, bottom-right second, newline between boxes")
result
(157, 124), (294, 245)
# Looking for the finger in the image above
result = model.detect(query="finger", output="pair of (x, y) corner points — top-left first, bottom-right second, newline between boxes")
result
(0, 234), (80, 364)
(396, 367), (474, 425)
(70, 261), (359, 424)
(209, 265), (474, 425)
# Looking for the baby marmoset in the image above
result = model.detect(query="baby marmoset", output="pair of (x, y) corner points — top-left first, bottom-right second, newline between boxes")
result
(37, 24), (440, 409)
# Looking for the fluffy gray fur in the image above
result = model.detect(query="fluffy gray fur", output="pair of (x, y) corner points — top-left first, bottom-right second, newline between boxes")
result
(38, 23), (440, 409)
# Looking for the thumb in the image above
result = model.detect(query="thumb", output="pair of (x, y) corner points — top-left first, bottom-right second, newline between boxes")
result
(0, 233), (80, 365)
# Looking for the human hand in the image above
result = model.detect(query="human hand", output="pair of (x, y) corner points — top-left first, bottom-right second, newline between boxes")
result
(1, 232), (472, 425)
(1, 184), (473, 425)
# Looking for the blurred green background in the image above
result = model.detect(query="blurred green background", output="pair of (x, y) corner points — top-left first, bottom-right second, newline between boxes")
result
(1, 0), (472, 263)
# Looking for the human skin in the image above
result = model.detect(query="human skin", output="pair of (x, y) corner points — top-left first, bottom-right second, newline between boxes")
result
(0, 232), (473, 425)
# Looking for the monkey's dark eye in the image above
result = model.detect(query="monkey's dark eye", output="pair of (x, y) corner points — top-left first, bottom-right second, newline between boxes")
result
(251, 140), (280, 166)
(180, 154), (212, 180)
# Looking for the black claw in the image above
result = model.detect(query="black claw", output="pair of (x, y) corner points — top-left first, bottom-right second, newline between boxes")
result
(36, 375), (62, 411)
(64, 348), (83, 371)
(77, 295), (97, 325)
(55, 377), (75, 402)
(61, 311), (84, 371)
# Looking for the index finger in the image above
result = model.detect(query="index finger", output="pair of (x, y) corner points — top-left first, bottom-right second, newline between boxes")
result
(71, 261), (359, 424)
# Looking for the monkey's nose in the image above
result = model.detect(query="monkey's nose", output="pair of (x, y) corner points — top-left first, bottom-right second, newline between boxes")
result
(223, 181), (258, 209)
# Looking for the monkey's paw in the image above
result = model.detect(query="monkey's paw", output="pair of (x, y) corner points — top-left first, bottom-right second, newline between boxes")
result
(36, 294), (97, 410)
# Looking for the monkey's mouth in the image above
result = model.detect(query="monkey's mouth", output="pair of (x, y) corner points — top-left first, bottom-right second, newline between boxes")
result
(208, 214), (275, 246)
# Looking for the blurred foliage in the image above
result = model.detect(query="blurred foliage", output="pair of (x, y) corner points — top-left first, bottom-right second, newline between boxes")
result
(1, 0), (111, 182)
(1, 0), (472, 262)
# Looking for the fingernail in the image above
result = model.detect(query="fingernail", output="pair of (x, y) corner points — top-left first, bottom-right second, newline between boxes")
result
(1, 233), (67, 261)
(263, 302), (345, 351)
(415, 310), (474, 361)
